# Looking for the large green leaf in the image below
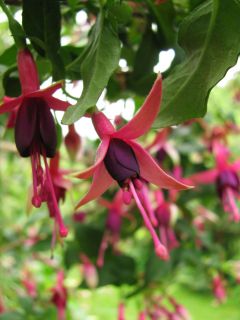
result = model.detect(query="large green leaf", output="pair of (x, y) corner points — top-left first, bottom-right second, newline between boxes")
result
(62, 11), (121, 124)
(22, 0), (45, 55)
(22, 0), (65, 80)
(154, 0), (240, 128)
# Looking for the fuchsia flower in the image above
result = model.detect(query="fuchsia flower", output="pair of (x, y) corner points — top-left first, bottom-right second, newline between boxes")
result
(212, 274), (226, 304)
(0, 48), (71, 237)
(80, 253), (99, 289)
(51, 271), (68, 320)
(168, 297), (191, 320)
(75, 75), (191, 259)
(97, 190), (125, 267)
(64, 124), (81, 161)
(118, 303), (126, 320)
(138, 311), (146, 320)
(22, 269), (37, 298)
(189, 141), (240, 222)
(154, 190), (179, 251)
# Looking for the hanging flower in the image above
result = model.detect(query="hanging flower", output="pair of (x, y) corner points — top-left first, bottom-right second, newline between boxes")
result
(74, 75), (192, 260)
(212, 274), (227, 304)
(189, 142), (240, 221)
(0, 48), (71, 237)
(154, 191), (179, 251)
(22, 269), (37, 298)
(51, 271), (68, 320)
(118, 303), (126, 320)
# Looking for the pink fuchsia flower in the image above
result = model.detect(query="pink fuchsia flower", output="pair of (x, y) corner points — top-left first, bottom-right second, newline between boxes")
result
(189, 142), (240, 222)
(138, 311), (146, 320)
(118, 303), (125, 320)
(64, 124), (81, 161)
(51, 271), (68, 320)
(212, 274), (227, 304)
(0, 48), (71, 237)
(75, 75), (191, 259)
(154, 191), (179, 251)
(22, 269), (37, 298)
(147, 127), (180, 167)
(168, 297), (191, 320)
(80, 253), (98, 289)
(97, 190), (125, 267)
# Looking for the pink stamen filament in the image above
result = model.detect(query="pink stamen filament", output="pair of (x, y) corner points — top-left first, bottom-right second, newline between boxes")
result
(224, 188), (240, 222)
(129, 181), (169, 260)
(42, 153), (68, 237)
(139, 185), (158, 227)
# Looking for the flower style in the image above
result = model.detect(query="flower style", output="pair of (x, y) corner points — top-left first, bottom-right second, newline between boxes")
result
(51, 271), (68, 320)
(0, 48), (71, 237)
(75, 75), (191, 260)
(189, 141), (240, 222)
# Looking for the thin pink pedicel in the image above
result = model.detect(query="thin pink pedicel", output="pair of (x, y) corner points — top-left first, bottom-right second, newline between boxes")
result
(138, 184), (158, 227)
(129, 181), (169, 260)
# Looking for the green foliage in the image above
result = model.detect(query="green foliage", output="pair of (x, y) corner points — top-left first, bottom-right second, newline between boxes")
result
(155, 0), (240, 127)
(62, 10), (121, 124)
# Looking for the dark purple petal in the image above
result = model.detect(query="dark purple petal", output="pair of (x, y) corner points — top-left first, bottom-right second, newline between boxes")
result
(38, 99), (57, 158)
(15, 98), (37, 157)
(104, 138), (140, 186)
(216, 170), (240, 198)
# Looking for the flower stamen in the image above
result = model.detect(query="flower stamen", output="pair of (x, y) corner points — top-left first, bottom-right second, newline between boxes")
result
(129, 181), (169, 260)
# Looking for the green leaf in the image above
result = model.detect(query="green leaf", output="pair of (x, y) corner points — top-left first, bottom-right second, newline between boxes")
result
(98, 254), (136, 286)
(0, 0), (26, 49)
(43, 0), (65, 80)
(62, 11), (121, 124)
(154, 0), (240, 128)
(22, 0), (45, 55)
(22, 0), (65, 80)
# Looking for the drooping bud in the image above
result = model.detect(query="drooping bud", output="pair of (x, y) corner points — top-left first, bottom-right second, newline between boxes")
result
(64, 124), (81, 161)
(104, 138), (140, 186)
